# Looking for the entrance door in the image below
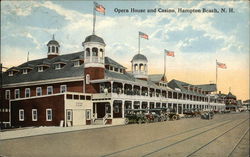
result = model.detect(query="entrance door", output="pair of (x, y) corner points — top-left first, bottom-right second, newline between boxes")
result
(73, 109), (85, 126)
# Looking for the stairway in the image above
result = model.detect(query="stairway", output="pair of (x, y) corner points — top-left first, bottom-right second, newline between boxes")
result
(93, 118), (103, 125)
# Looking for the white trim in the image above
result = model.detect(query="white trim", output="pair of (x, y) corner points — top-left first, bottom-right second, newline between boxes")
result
(25, 88), (31, 98)
(3, 77), (84, 88)
(5, 90), (10, 100)
(36, 87), (42, 96)
(32, 109), (38, 121)
(19, 109), (24, 121)
(60, 85), (67, 93)
(46, 109), (52, 121)
(14, 89), (20, 99)
(47, 86), (53, 95)
(10, 93), (65, 101)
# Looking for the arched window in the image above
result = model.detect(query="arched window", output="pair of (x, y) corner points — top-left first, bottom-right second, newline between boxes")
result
(134, 64), (138, 71)
(86, 48), (90, 56)
(48, 47), (51, 53)
(139, 64), (143, 71)
(92, 47), (98, 56)
(100, 49), (104, 58)
(56, 47), (59, 53)
(52, 46), (55, 53)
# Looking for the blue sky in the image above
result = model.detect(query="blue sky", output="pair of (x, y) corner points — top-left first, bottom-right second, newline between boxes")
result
(1, 1), (249, 99)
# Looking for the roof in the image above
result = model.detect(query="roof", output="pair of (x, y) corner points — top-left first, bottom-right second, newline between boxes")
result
(47, 40), (59, 46)
(132, 54), (148, 62)
(168, 79), (204, 96)
(3, 52), (131, 85)
(3, 52), (85, 84)
(196, 84), (217, 92)
(148, 74), (165, 83)
(83, 35), (105, 45)
(105, 57), (126, 69)
(227, 92), (236, 98)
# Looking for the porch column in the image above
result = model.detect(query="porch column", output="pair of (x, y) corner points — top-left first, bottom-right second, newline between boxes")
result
(122, 83), (125, 94)
(172, 92), (174, 99)
(132, 101), (134, 109)
(95, 103), (97, 118)
(111, 101), (113, 118)
(140, 86), (142, 95)
(122, 100), (125, 118)
(111, 81), (114, 93)
(181, 104), (183, 114)
(139, 101), (142, 109)
(176, 104), (179, 114)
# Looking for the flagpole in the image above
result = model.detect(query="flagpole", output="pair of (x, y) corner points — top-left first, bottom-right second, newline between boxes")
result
(138, 32), (140, 54)
(93, 2), (96, 35)
(216, 59), (218, 93)
(164, 50), (166, 77)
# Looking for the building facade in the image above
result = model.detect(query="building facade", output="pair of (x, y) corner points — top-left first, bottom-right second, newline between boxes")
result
(0, 34), (226, 128)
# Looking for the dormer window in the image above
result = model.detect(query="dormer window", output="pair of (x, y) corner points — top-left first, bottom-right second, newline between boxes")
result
(38, 66), (44, 72)
(22, 69), (28, 74)
(8, 71), (13, 76)
(55, 64), (61, 70)
(73, 61), (80, 67)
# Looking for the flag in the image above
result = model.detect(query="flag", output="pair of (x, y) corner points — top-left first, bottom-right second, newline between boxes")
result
(217, 61), (227, 69)
(165, 49), (175, 57)
(94, 2), (105, 14)
(139, 32), (149, 40)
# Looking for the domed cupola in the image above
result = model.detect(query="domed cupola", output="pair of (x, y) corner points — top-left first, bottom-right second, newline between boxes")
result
(82, 34), (106, 68)
(131, 53), (148, 80)
(47, 34), (60, 59)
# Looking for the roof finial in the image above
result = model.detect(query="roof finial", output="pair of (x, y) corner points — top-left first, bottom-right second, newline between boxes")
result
(52, 34), (55, 40)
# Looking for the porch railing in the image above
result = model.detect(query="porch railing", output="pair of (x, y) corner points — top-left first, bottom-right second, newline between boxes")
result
(103, 113), (110, 125)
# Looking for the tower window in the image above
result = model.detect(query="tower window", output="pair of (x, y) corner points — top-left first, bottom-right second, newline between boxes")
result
(52, 46), (55, 53)
(92, 47), (98, 56)
(86, 48), (90, 56)
(56, 47), (59, 53)
(48, 47), (50, 52)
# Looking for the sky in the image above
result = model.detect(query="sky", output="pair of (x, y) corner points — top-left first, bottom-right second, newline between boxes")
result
(1, 0), (249, 100)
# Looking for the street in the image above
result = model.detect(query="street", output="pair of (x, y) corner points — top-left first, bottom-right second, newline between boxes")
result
(0, 112), (249, 157)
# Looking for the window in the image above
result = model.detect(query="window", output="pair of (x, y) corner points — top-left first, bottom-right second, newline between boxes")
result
(38, 66), (43, 72)
(8, 71), (13, 76)
(86, 48), (90, 56)
(32, 109), (38, 121)
(73, 61), (80, 67)
(55, 64), (61, 70)
(15, 89), (20, 99)
(120, 69), (123, 73)
(19, 109), (24, 121)
(22, 69), (28, 74)
(60, 85), (67, 93)
(36, 87), (42, 96)
(66, 110), (72, 121)
(25, 88), (30, 97)
(92, 47), (98, 56)
(48, 46), (50, 52)
(56, 47), (59, 53)
(5, 90), (10, 100)
(46, 109), (52, 121)
(86, 74), (90, 84)
(110, 66), (113, 71)
(47, 86), (53, 95)
(86, 110), (91, 120)
(52, 46), (55, 53)
(114, 68), (118, 72)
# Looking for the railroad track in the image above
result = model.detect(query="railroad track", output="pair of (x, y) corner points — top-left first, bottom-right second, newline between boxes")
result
(102, 117), (245, 157)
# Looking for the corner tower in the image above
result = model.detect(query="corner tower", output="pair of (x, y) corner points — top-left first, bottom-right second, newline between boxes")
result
(131, 54), (148, 80)
(47, 35), (60, 59)
(82, 34), (106, 93)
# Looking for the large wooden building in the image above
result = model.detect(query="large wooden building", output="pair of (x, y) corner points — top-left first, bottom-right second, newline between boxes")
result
(0, 34), (225, 128)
